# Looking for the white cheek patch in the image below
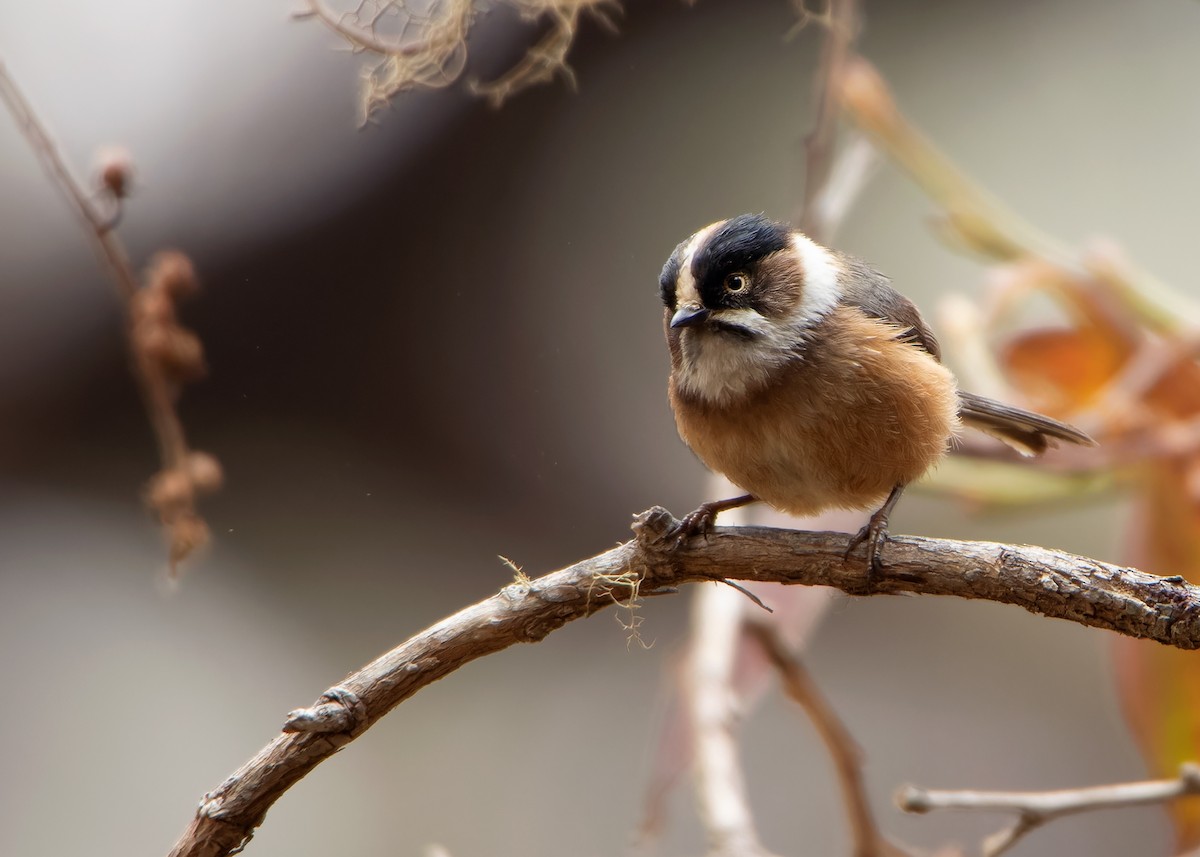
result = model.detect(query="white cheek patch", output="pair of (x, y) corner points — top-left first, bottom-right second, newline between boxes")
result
(790, 233), (840, 322)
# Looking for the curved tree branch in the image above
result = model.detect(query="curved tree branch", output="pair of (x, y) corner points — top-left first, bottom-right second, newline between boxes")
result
(167, 506), (1200, 857)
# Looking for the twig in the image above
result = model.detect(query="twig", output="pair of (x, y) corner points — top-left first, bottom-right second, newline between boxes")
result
(749, 620), (914, 857)
(795, 0), (862, 239)
(688, 583), (782, 857)
(837, 55), (1200, 333)
(807, 131), (879, 242)
(718, 578), (774, 613)
(0, 65), (128, 286)
(0, 58), (215, 571)
(680, 6), (867, 847)
(168, 507), (1200, 857)
(897, 763), (1200, 857)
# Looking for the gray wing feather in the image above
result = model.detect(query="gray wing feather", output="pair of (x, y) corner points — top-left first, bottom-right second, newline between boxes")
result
(958, 391), (1096, 456)
(835, 254), (941, 359)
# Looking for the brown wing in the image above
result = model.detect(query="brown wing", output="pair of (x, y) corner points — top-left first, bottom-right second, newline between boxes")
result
(835, 253), (941, 360)
(834, 252), (1096, 457)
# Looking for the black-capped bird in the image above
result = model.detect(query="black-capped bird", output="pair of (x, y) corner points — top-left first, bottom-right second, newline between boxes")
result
(659, 213), (1094, 574)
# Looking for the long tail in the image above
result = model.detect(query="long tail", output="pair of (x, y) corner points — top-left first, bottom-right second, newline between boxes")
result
(957, 391), (1096, 457)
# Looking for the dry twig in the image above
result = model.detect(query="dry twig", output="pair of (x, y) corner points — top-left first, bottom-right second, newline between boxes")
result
(838, 54), (1200, 334)
(897, 763), (1200, 857)
(0, 59), (218, 573)
(795, 0), (863, 238)
(168, 507), (1200, 857)
(750, 620), (914, 857)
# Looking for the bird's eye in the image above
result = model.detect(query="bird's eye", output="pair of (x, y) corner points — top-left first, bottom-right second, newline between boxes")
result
(724, 272), (749, 293)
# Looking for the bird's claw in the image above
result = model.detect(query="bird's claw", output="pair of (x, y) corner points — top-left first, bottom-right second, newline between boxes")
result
(843, 517), (889, 591)
(669, 505), (718, 548)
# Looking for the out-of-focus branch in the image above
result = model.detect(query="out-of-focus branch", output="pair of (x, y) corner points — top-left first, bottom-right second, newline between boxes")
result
(168, 507), (1200, 857)
(0, 59), (218, 572)
(806, 132), (879, 243)
(795, 0), (863, 239)
(749, 620), (914, 857)
(897, 764), (1200, 857)
(688, 584), (783, 857)
(676, 6), (874, 850)
(838, 55), (1200, 333)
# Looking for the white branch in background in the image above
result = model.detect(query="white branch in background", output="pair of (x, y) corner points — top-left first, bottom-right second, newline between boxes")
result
(897, 764), (1200, 857)
(688, 581), (783, 857)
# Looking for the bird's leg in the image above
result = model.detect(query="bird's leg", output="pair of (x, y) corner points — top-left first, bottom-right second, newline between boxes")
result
(671, 494), (758, 545)
(843, 483), (905, 588)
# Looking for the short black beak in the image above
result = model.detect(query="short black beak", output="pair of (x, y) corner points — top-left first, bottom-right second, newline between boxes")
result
(670, 305), (711, 329)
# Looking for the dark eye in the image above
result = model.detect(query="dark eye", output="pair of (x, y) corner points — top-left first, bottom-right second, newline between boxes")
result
(724, 272), (749, 293)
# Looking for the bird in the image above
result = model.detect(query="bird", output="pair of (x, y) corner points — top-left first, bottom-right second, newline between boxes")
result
(659, 213), (1095, 579)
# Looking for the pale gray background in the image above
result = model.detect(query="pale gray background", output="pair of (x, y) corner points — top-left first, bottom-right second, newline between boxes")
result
(2, 1), (1197, 855)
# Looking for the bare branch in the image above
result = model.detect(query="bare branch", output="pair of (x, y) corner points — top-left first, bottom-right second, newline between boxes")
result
(838, 55), (1200, 333)
(749, 620), (915, 857)
(167, 507), (1200, 857)
(688, 584), (783, 857)
(806, 131), (879, 242)
(0, 59), (217, 572)
(897, 764), (1200, 857)
(795, 0), (861, 238)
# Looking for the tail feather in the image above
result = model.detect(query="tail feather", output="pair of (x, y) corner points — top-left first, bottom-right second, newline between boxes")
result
(957, 390), (1096, 457)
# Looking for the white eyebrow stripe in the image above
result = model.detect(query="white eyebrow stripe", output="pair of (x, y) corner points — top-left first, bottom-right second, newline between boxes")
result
(791, 232), (841, 322)
(675, 221), (723, 307)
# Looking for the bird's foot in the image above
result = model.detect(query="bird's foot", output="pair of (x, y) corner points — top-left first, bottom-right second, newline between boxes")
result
(669, 503), (721, 547)
(842, 484), (905, 592)
(843, 511), (891, 592)
(667, 494), (757, 548)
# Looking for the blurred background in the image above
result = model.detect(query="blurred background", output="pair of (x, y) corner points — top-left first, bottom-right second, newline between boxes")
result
(2, 1), (1199, 855)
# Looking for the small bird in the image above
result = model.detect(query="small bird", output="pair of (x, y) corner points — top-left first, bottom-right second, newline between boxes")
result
(659, 213), (1094, 576)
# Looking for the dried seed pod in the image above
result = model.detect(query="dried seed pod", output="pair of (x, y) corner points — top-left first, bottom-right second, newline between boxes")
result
(95, 146), (134, 198)
(146, 251), (199, 300)
(146, 468), (194, 518)
(132, 287), (176, 327)
(168, 512), (211, 570)
(138, 324), (206, 381)
(185, 451), (224, 494)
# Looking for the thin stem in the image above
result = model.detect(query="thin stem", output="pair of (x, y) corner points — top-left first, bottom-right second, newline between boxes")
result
(749, 620), (912, 857)
(0, 60), (189, 468)
(897, 764), (1200, 857)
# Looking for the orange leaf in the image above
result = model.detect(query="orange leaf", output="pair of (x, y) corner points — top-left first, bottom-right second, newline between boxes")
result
(1145, 355), (1200, 420)
(999, 327), (1126, 414)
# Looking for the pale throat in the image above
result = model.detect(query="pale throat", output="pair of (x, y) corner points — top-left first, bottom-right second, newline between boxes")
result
(675, 317), (812, 405)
